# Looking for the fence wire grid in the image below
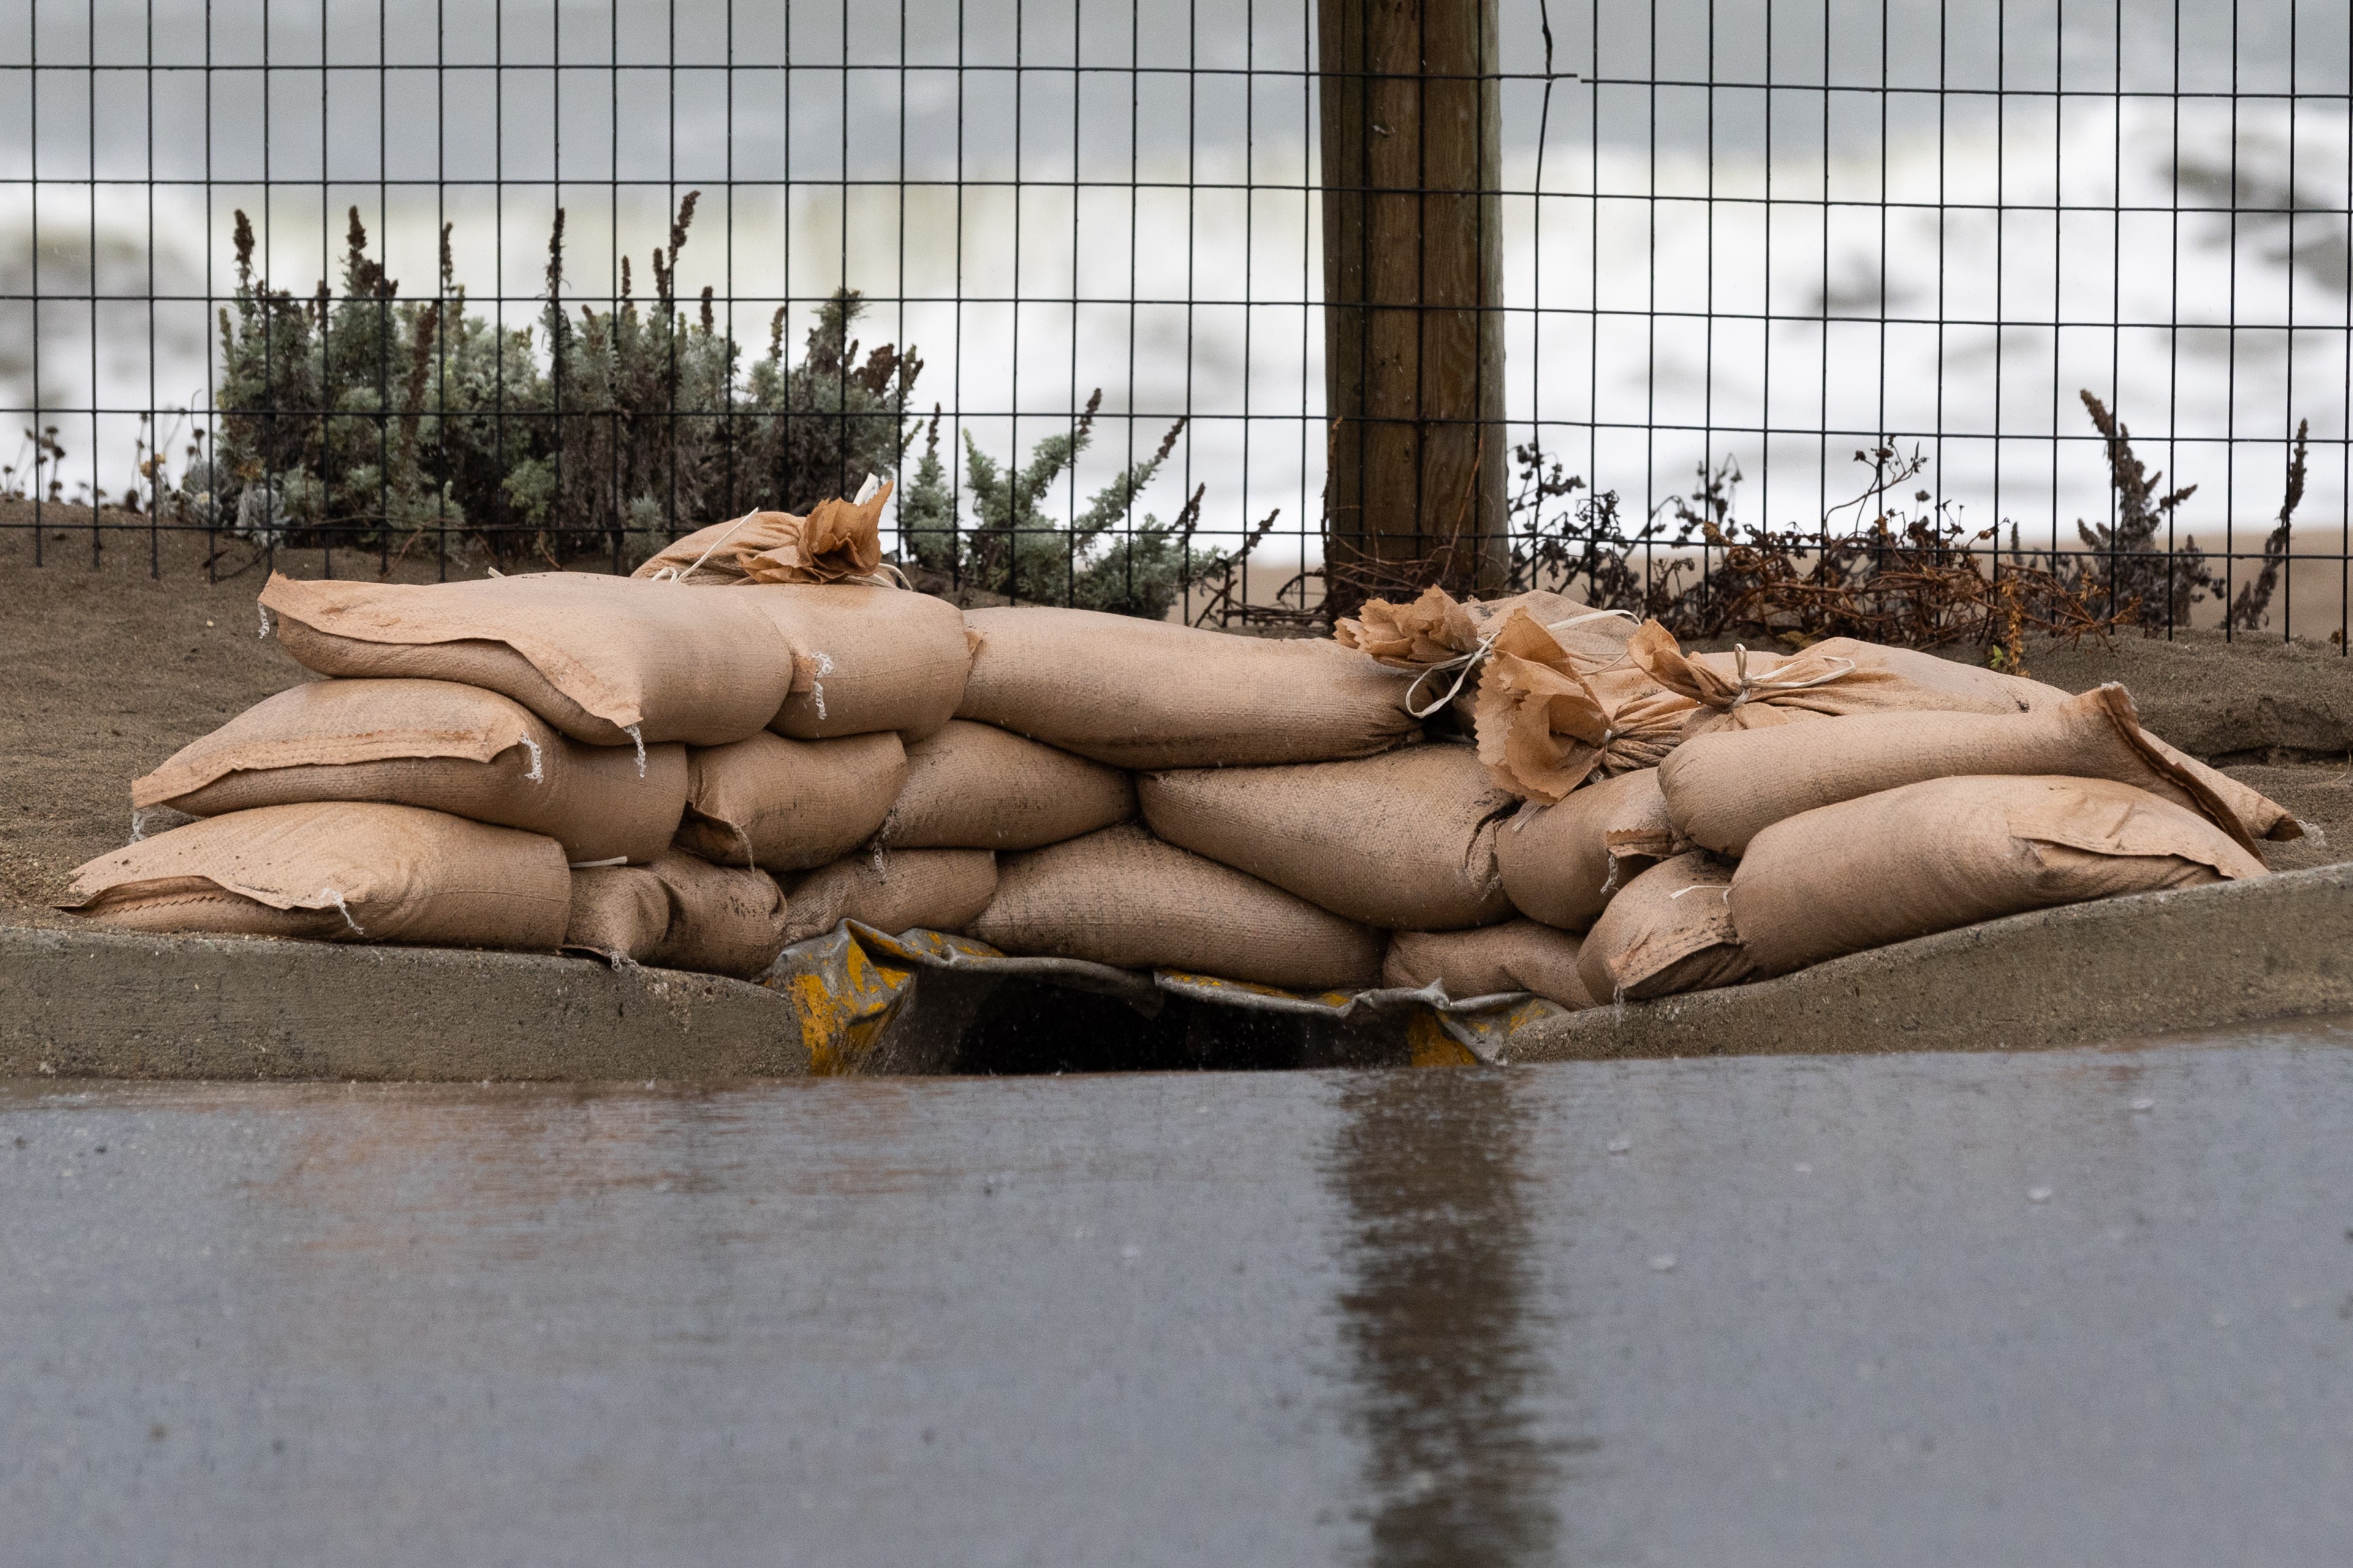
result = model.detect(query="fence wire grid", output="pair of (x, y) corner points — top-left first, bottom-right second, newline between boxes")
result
(3, 0), (2350, 640)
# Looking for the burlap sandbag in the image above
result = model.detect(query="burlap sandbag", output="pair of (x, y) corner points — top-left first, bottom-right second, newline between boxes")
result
(879, 719), (1134, 850)
(564, 864), (672, 960)
(1471, 609), (1697, 803)
(1629, 622), (2069, 736)
(970, 824), (1386, 991)
(1575, 850), (1756, 1003)
(631, 483), (896, 586)
(1138, 744), (1515, 930)
(780, 847), (999, 945)
(1730, 775), (2270, 978)
(1494, 767), (1680, 932)
(738, 583), (971, 742)
(1659, 684), (2256, 856)
(674, 731), (907, 872)
(1381, 921), (1596, 1009)
(62, 801), (570, 949)
(135, 679), (688, 865)
(261, 570), (796, 748)
(2133, 729), (2302, 844)
(660, 851), (794, 978)
(1335, 585), (1639, 730)
(563, 855), (791, 979)
(959, 606), (1420, 768)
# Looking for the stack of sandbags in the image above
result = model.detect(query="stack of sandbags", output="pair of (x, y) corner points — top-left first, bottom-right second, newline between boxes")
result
(1336, 587), (2297, 1007)
(944, 605), (1444, 994)
(70, 544), (2289, 1025)
(65, 490), (992, 980)
(926, 604), (1593, 1004)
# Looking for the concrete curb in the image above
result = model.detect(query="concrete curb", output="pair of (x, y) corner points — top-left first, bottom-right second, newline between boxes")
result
(11, 863), (2353, 1080)
(1505, 862), (2353, 1062)
(0, 926), (811, 1081)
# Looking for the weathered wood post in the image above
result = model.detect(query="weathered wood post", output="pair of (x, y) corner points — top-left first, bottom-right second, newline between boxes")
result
(1319, 0), (1507, 619)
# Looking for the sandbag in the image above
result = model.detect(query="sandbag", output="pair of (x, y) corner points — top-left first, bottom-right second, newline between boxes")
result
(969, 824), (1386, 991)
(61, 801), (570, 950)
(1495, 767), (1680, 932)
(135, 679), (688, 865)
(563, 865), (672, 960)
(1730, 775), (2270, 978)
(1137, 744), (1515, 930)
(742, 583), (971, 741)
(562, 854), (790, 979)
(2134, 729), (2302, 844)
(675, 731), (907, 872)
(658, 851), (794, 978)
(781, 847), (999, 945)
(1471, 609), (1697, 803)
(1658, 684), (2254, 856)
(959, 606), (1420, 768)
(631, 483), (895, 586)
(1335, 585), (1639, 729)
(1630, 623), (2069, 735)
(1381, 921), (1596, 1009)
(1575, 850), (1755, 1002)
(879, 719), (1134, 850)
(261, 571), (797, 748)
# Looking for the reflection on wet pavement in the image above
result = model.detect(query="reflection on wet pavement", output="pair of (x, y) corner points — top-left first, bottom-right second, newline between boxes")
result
(7, 1018), (2353, 1566)
(1332, 1069), (1563, 1563)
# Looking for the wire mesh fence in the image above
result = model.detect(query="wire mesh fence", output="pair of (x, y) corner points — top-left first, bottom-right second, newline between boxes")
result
(2, 0), (2347, 642)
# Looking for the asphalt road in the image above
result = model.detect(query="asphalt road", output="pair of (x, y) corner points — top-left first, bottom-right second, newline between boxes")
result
(7, 1021), (2353, 1566)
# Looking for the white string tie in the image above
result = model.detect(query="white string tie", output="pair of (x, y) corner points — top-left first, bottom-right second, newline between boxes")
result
(320, 887), (365, 936)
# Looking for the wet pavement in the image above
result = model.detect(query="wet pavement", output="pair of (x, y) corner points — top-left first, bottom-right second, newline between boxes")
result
(7, 1021), (2353, 1567)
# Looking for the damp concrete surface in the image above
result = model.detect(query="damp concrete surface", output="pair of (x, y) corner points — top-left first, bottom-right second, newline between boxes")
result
(8, 1020), (2353, 1567)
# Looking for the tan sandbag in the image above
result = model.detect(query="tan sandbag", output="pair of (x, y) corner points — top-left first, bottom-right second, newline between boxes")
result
(631, 483), (895, 586)
(959, 605), (1420, 768)
(261, 570), (797, 748)
(675, 731), (907, 872)
(1730, 775), (2270, 978)
(1335, 585), (1639, 729)
(1495, 767), (1680, 932)
(1471, 609), (1697, 803)
(739, 583), (971, 741)
(781, 847), (999, 945)
(563, 865), (671, 960)
(1575, 850), (1755, 1002)
(61, 801), (570, 949)
(1659, 684), (2255, 856)
(1137, 744), (1515, 930)
(1382, 921), (1596, 1009)
(630, 850), (792, 979)
(970, 824), (1386, 991)
(135, 679), (688, 865)
(1630, 622), (2068, 736)
(879, 719), (1135, 850)
(2133, 729), (2302, 844)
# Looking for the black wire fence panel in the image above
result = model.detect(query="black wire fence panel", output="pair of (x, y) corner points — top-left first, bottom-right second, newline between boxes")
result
(2, 0), (2347, 638)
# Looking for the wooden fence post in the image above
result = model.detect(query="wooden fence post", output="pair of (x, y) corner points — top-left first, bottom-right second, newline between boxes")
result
(1318, 0), (1506, 619)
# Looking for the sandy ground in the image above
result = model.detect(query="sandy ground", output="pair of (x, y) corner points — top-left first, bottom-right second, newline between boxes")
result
(5, 498), (2350, 922)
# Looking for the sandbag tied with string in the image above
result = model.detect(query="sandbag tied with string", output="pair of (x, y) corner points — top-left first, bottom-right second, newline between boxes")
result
(1333, 583), (1640, 732)
(633, 475), (972, 741)
(1626, 619), (2071, 738)
(1468, 608), (1696, 805)
(631, 477), (911, 589)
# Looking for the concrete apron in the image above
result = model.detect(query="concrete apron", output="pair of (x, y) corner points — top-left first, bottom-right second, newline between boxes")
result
(4, 862), (2351, 1079)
